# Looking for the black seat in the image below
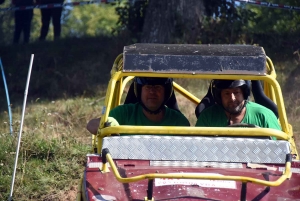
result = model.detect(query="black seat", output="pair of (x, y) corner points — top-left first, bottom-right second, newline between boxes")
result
(251, 80), (278, 118)
(195, 80), (278, 118)
(124, 82), (181, 112)
(194, 85), (214, 118)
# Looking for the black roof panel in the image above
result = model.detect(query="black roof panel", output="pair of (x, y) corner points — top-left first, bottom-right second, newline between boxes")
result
(123, 44), (266, 75)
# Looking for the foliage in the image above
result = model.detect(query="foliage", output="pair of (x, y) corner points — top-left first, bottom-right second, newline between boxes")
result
(114, 0), (148, 42)
(241, 0), (300, 60)
(63, 3), (119, 37)
(200, 0), (253, 44)
(113, 0), (300, 62)
(1, 0), (299, 60)
(115, 0), (249, 43)
(0, 1), (14, 45)
(0, 1), (119, 45)
(200, 0), (300, 60)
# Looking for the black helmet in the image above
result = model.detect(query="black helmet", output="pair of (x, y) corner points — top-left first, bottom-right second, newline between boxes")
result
(211, 79), (250, 105)
(134, 77), (173, 101)
(134, 77), (173, 113)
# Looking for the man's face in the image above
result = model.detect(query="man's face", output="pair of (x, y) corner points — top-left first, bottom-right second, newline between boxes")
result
(141, 85), (165, 111)
(221, 87), (245, 114)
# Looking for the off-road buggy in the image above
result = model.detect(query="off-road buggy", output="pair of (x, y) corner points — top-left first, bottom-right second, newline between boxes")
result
(77, 44), (300, 201)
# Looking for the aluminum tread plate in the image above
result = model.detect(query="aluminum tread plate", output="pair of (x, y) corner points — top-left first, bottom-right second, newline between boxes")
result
(102, 136), (290, 164)
(150, 161), (243, 168)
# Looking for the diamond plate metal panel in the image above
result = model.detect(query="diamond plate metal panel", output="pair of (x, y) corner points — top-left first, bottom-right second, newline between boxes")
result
(102, 136), (290, 164)
(150, 161), (243, 168)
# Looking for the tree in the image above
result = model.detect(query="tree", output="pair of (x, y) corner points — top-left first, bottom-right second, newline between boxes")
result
(115, 0), (148, 43)
(114, 0), (254, 44)
(141, 0), (206, 43)
(63, 3), (119, 37)
(241, 0), (300, 59)
(0, 1), (14, 45)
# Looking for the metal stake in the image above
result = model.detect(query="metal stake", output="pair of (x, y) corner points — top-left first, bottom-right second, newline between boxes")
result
(8, 54), (34, 201)
(0, 58), (13, 135)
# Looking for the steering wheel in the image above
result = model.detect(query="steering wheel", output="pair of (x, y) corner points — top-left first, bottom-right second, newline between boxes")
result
(227, 123), (259, 128)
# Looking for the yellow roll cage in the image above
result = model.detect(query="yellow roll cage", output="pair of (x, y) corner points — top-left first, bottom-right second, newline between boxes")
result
(92, 54), (298, 159)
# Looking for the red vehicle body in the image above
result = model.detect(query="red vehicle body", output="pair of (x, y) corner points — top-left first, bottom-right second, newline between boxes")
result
(83, 155), (300, 201)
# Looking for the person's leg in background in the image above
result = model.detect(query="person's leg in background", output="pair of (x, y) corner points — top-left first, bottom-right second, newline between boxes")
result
(52, 7), (63, 40)
(13, 10), (23, 44)
(39, 8), (52, 41)
(22, 10), (33, 43)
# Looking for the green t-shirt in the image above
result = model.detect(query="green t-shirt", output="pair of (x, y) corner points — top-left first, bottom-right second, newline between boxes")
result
(195, 102), (281, 131)
(109, 103), (190, 127)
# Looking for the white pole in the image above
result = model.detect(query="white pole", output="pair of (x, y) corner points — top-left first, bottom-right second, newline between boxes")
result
(8, 54), (34, 201)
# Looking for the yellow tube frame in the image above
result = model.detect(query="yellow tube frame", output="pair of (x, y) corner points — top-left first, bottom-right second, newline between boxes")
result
(100, 73), (289, 130)
(94, 53), (298, 158)
(103, 152), (292, 187)
(99, 126), (289, 140)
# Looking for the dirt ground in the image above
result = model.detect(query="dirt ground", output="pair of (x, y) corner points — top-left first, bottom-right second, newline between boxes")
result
(58, 185), (77, 201)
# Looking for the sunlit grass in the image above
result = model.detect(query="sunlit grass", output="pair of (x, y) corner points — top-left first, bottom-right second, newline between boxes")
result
(0, 95), (105, 200)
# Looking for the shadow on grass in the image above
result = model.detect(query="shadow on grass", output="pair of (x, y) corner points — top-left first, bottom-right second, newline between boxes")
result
(0, 36), (130, 111)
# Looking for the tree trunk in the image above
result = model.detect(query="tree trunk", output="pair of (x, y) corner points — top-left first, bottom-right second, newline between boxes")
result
(141, 0), (205, 43)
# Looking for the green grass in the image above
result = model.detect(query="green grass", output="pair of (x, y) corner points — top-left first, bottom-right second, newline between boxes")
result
(0, 96), (102, 200)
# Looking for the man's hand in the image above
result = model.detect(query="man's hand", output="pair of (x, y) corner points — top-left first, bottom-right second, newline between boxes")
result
(105, 117), (120, 136)
(105, 117), (119, 127)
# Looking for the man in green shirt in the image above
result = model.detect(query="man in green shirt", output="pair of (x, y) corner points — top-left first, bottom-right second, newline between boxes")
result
(87, 77), (190, 134)
(195, 79), (281, 139)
